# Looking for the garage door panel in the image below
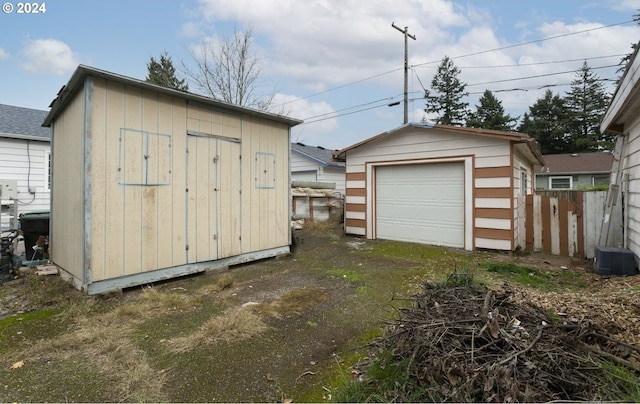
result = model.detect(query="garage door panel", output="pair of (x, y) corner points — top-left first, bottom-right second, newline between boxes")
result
(376, 163), (464, 248)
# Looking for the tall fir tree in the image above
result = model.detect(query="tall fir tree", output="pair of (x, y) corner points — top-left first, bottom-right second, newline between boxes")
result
(565, 62), (614, 151)
(518, 89), (571, 154)
(466, 90), (517, 131)
(424, 56), (470, 126)
(146, 51), (189, 92)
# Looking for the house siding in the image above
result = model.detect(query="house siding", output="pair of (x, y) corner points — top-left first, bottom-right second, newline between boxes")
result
(623, 115), (640, 256)
(0, 137), (50, 229)
(291, 150), (345, 195)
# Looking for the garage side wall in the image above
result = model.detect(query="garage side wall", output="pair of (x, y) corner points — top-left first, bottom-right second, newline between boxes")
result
(512, 151), (534, 250)
(343, 128), (516, 250)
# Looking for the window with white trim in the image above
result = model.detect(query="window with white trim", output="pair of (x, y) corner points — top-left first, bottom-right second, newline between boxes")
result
(549, 176), (572, 189)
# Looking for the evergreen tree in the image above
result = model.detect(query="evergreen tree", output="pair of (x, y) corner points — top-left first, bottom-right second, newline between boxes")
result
(564, 61), (613, 151)
(466, 90), (517, 131)
(518, 89), (571, 154)
(146, 51), (189, 91)
(424, 56), (470, 126)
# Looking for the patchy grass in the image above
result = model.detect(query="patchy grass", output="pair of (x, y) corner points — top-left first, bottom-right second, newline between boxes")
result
(481, 262), (588, 291)
(327, 268), (360, 282)
(169, 306), (267, 353)
(252, 287), (331, 319)
(0, 228), (621, 402)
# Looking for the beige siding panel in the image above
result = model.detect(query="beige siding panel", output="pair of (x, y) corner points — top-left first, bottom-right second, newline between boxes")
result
(238, 116), (290, 254)
(476, 155), (510, 168)
(90, 79), (107, 281)
(141, 90), (159, 272)
(346, 211), (365, 220)
(346, 180), (365, 188)
(476, 217), (511, 230)
(218, 139), (242, 258)
(476, 198), (511, 209)
(156, 94), (175, 269)
(52, 86), (86, 280)
(346, 226), (366, 236)
(346, 196), (365, 204)
(476, 237), (511, 250)
(122, 86), (144, 275)
(102, 80), (126, 280)
(476, 177), (510, 188)
(171, 99), (188, 266)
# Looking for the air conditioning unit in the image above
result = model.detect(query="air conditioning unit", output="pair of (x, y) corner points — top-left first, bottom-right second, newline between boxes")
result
(594, 247), (638, 276)
(0, 180), (18, 201)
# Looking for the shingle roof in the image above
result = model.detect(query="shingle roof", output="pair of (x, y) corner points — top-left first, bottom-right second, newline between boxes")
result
(536, 152), (613, 174)
(0, 103), (51, 140)
(292, 142), (344, 167)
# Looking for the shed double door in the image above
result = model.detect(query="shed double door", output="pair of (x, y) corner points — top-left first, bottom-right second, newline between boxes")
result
(186, 134), (241, 264)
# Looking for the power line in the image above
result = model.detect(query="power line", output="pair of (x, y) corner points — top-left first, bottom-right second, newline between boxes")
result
(466, 64), (619, 87)
(437, 54), (627, 70)
(293, 20), (636, 126)
(283, 21), (633, 110)
(411, 20), (634, 68)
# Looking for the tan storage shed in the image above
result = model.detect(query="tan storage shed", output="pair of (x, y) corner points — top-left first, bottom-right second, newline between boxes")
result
(42, 65), (301, 294)
(333, 124), (544, 251)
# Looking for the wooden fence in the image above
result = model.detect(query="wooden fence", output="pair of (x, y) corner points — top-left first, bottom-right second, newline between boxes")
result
(526, 191), (607, 258)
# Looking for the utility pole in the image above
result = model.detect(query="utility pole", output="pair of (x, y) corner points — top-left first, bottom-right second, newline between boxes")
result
(392, 22), (416, 124)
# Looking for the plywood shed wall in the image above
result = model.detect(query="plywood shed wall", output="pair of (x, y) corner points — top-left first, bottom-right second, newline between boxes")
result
(44, 66), (301, 294)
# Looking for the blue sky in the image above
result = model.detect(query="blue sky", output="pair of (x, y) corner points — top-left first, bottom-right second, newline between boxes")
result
(1, 0), (639, 149)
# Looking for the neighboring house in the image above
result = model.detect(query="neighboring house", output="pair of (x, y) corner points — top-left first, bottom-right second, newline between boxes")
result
(535, 152), (613, 190)
(600, 43), (640, 262)
(333, 123), (544, 251)
(0, 104), (51, 230)
(42, 65), (301, 294)
(291, 142), (345, 195)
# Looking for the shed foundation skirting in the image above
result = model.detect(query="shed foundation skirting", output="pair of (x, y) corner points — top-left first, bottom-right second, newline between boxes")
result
(57, 246), (290, 295)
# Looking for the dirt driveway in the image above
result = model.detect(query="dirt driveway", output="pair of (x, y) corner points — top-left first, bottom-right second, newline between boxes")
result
(1, 226), (639, 402)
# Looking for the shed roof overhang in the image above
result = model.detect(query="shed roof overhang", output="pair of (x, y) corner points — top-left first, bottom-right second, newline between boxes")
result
(43, 65), (303, 128)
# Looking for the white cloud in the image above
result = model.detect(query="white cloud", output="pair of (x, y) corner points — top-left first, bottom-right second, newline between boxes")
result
(0, 48), (8, 60)
(21, 38), (79, 75)
(181, 0), (640, 147)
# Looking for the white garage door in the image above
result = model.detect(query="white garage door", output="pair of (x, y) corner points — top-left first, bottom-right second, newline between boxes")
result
(376, 163), (465, 247)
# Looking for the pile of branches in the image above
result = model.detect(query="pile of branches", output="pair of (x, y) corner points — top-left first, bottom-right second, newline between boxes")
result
(369, 277), (640, 402)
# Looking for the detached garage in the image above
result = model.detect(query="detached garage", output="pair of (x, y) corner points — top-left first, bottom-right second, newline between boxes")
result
(333, 124), (544, 251)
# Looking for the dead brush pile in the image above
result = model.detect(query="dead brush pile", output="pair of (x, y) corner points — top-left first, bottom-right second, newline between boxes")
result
(365, 277), (640, 402)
